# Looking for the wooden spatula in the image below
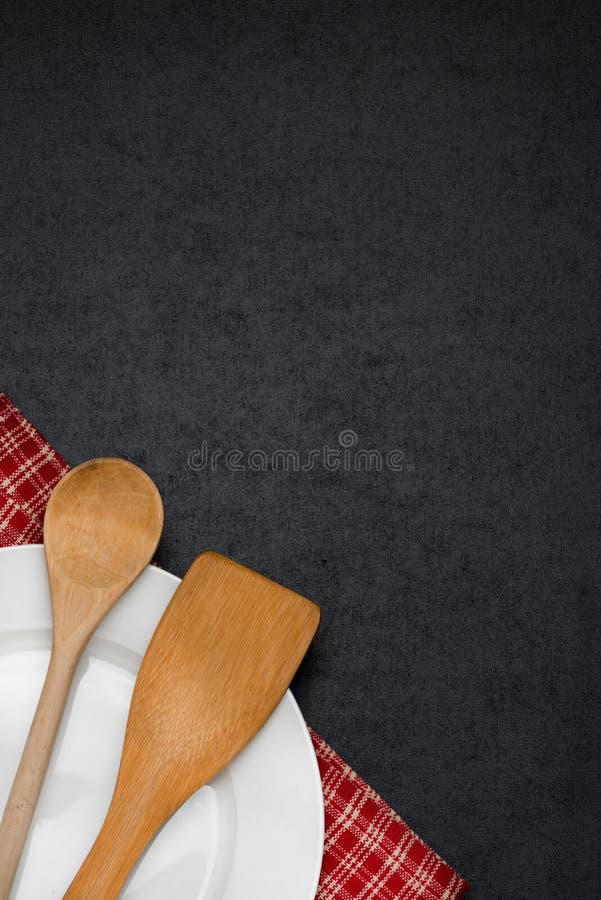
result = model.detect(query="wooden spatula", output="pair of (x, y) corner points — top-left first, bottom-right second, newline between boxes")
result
(0, 459), (163, 900)
(64, 550), (320, 898)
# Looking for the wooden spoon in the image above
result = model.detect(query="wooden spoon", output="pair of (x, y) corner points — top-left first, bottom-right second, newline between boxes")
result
(64, 550), (320, 898)
(0, 458), (163, 899)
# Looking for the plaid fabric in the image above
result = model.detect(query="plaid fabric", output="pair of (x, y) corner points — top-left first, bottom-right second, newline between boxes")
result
(310, 730), (468, 899)
(0, 392), (468, 899)
(0, 395), (67, 546)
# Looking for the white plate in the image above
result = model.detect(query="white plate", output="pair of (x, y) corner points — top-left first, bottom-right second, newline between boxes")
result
(0, 545), (324, 899)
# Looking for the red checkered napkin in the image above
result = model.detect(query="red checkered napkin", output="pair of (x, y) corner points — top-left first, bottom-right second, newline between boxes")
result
(0, 392), (468, 899)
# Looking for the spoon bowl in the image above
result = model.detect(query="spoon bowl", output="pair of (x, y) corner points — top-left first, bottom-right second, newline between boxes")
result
(44, 459), (164, 646)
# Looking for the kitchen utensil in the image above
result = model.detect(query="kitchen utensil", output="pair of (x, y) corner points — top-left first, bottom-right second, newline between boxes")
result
(0, 459), (163, 898)
(64, 550), (320, 898)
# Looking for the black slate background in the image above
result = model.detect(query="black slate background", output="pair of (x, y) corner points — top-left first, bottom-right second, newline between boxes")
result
(1, 2), (599, 897)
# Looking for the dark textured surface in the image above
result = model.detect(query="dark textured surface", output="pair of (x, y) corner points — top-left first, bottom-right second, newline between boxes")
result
(1, 2), (599, 896)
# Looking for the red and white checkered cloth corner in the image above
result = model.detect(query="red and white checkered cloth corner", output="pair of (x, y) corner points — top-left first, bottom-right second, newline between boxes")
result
(0, 394), (67, 545)
(0, 392), (469, 899)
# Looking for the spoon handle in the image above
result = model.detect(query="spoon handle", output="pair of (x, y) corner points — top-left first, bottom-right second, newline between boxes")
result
(0, 649), (77, 899)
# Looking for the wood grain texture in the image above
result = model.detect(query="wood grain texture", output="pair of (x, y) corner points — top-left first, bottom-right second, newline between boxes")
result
(0, 459), (163, 900)
(64, 550), (321, 898)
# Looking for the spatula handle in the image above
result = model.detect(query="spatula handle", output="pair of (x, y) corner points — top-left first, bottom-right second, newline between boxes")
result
(64, 793), (159, 899)
(0, 649), (77, 900)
